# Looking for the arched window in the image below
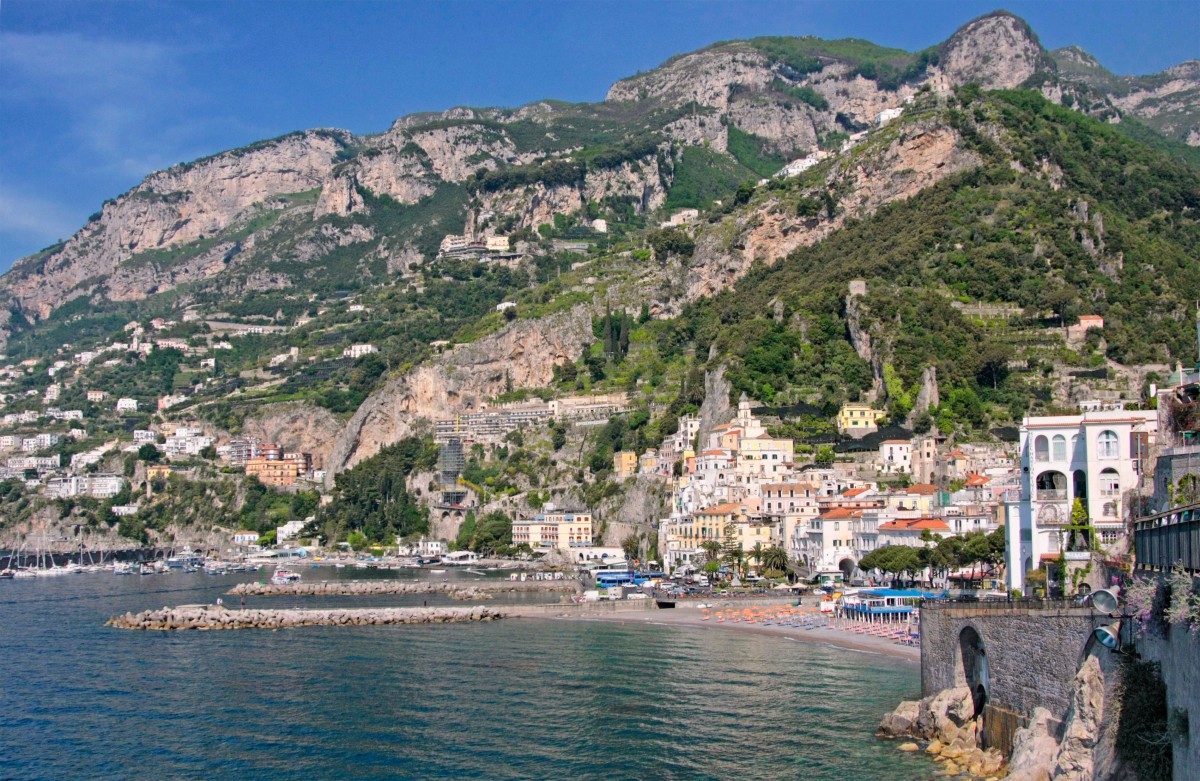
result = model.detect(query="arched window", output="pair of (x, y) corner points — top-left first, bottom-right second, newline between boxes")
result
(1036, 470), (1067, 501)
(1052, 435), (1067, 461)
(1098, 430), (1119, 459)
(1102, 501), (1119, 519)
(1099, 468), (1120, 498)
(1039, 504), (1062, 524)
(1034, 435), (1050, 462)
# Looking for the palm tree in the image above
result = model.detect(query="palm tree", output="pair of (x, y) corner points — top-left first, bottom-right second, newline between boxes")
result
(701, 540), (723, 564)
(750, 542), (766, 574)
(762, 545), (789, 575)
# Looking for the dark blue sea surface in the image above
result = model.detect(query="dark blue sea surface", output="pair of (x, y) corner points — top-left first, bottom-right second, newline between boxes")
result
(1, 568), (935, 780)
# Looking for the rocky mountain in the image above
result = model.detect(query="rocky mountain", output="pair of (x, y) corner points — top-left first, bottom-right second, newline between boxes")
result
(3, 10), (1197, 352)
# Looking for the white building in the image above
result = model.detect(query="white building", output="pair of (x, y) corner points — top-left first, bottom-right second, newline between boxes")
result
(115, 398), (138, 413)
(878, 439), (912, 475)
(45, 474), (125, 500)
(164, 432), (215, 457)
(276, 520), (307, 543)
(1005, 409), (1157, 592)
(342, 344), (378, 359)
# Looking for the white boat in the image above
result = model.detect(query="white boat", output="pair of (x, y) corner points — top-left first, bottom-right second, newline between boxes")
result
(429, 569), (446, 574)
(270, 568), (302, 585)
(113, 562), (135, 576)
(12, 569), (37, 579)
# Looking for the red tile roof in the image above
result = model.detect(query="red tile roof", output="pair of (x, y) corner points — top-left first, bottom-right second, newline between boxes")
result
(964, 473), (991, 487)
(879, 518), (950, 532)
(906, 484), (938, 495)
(843, 487), (871, 498)
(697, 502), (744, 516)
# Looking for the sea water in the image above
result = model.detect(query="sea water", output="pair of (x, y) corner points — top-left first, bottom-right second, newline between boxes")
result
(1, 569), (936, 780)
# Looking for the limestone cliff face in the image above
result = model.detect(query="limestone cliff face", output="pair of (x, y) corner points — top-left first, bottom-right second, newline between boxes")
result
(325, 304), (598, 481)
(1109, 61), (1200, 145)
(239, 401), (343, 469)
(685, 118), (983, 301)
(475, 155), (668, 231)
(607, 45), (774, 109)
(609, 46), (916, 154)
(3, 130), (347, 318)
(935, 13), (1044, 90)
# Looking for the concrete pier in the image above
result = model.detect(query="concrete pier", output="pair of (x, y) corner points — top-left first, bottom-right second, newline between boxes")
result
(227, 579), (579, 599)
(106, 605), (505, 630)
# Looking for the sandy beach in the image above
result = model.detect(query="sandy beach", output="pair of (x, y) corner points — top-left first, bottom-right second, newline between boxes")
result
(512, 602), (920, 663)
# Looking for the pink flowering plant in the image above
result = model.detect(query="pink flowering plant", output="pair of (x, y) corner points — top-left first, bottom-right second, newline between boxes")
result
(1164, 565), (1200, 635)
(1121, 565), (1200, 637)
(1122, 575), (1163, 637)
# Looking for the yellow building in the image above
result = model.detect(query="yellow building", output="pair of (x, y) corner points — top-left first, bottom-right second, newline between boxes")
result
(245, 457), (301, 486)
(663, 503), (736, 552)
(146, 464), (174, 480)
(837, 403), (887, 436)
(512, 511), (593, 550)
(613, 450), (638, 479)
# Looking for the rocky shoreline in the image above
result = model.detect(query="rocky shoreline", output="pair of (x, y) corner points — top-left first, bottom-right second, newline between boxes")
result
(106, 605), (505, 630)
(878, 687), (1007, 779)
(226, 579), (579, 600)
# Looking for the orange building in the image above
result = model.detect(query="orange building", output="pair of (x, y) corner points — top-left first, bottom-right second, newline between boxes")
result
(245, 457), (301, 486)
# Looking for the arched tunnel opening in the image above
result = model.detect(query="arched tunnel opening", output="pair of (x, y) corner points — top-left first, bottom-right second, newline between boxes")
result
(959, 626), (989, 718)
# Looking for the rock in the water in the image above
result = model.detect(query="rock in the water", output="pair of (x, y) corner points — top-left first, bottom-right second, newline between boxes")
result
(879, 699), (921, 737)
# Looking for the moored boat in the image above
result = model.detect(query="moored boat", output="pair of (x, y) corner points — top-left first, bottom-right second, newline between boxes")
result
(270, 567), (301, 585)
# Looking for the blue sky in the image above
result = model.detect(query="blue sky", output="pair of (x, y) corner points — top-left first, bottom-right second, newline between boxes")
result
(1, 0), (1196, 271)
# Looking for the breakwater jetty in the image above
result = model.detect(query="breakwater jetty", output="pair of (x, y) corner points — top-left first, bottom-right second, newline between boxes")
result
(106, 605), (505, 630)
(227, 579), (579, 600)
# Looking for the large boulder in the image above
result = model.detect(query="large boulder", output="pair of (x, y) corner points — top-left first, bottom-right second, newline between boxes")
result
(878, 699), (921, 738)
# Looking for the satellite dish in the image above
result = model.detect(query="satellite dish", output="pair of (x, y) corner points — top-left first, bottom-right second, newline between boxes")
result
(1093, 622), (1121, 651)
(1090, 588), (1119, 614)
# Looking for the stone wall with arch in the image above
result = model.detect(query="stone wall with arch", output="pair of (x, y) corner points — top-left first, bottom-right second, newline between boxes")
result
(920, 604), (1098, 727)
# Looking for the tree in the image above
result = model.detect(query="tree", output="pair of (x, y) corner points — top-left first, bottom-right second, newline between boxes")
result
(621, 533), (641, 564)
(750, 542), (766, 574)
(734, 180), (756, 205)
(347, 531), (369, 551)
(975, 343), (1014, 389)
(701, 540), (723, 564)
(137, 443), (161, 463)
(762, 545), (789, 574)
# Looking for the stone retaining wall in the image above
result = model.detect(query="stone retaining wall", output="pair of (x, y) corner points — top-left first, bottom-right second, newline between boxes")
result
(106, 605), (505, 630)
(920, 605), (1098, 724)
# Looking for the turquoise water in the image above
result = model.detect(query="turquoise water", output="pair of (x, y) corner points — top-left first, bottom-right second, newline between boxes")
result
(1, 570), (935, 779)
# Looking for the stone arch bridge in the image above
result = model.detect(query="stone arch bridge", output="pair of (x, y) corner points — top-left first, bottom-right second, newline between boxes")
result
(919, 601), (1101, 752)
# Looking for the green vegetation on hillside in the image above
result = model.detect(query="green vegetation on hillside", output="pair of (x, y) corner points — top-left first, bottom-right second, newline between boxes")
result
(666, 145), (756, 209)
(657, 88), (1200, 434)
(308, 437), (438, 544)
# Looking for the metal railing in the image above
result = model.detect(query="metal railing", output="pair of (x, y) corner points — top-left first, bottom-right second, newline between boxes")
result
(1134, 502), (1200, 573)
(920, 597), (1091, 613)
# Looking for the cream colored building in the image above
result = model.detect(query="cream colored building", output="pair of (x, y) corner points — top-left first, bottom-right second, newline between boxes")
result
(512, 511), (593, 550)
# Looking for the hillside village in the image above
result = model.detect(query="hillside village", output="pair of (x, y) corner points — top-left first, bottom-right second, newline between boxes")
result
(1, 11), (1199, 600)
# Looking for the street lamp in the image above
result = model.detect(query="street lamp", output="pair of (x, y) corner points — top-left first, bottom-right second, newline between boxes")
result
(1081, 587), (1137, 656)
